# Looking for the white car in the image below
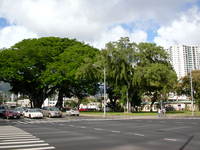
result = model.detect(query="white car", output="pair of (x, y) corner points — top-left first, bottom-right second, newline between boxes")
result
(24, 108), (43, 119)
(66, 109), (80, 116)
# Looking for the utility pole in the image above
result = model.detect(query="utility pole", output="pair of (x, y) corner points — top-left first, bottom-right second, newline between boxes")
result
(103, 67), (106, 117)
(126, 90), (129, 113)
(190, 70), (194, 116)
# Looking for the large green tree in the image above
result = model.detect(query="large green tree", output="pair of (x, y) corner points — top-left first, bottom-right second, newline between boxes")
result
(0, 37), (98, 108)
(101, 38), (177, 112)
(42, 43), (100, 109)
(101, 37), (138, 112)
(134, 43), (177, 111)
(177, 70), (200, 110)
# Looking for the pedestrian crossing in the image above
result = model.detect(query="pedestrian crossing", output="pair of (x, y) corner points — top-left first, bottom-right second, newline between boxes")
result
(0, 126), (55, 150)
(14, 119), (72, 125)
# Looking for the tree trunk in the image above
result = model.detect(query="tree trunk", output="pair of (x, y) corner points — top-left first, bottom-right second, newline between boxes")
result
(30, 100), (33, 108)
(32, 99), (43, 108)
(56, 90), (64, 109)
(150, 100), (156, 112)
(150, 92), (159, 112)
(77, 98), (84, 110)
(110, 99), (117, 112)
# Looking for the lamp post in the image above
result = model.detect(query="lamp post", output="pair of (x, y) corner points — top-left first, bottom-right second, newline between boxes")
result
(190, 70), (194, 116)
(103, 67), (106, 117)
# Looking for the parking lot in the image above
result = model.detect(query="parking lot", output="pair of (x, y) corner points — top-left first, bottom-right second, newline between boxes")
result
(1, 117), (200, 150)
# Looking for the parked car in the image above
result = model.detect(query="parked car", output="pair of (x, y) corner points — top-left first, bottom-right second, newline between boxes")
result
(66, 108), (80, 116)
(14, 107), (27, 116)
(0, 105), (8, 117)
(165, 105), (175, 111)
(24, 108), (43, 119)
(2, 109), (21, 119)
(42, 107), (62, 118)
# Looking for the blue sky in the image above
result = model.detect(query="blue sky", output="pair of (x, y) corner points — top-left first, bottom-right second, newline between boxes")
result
(0, 18), (9, 29)
(0, 0), (200, 49)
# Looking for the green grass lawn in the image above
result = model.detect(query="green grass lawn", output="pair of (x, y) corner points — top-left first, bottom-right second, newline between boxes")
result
(80, 111), (200, 116)
(80, 111), (157, 116)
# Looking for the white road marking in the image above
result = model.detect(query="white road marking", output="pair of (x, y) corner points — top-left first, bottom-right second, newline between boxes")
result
(0, 136), (37, 140)
(0, 140), (45, 145)
(69, 125), (74, 127)
(0, 133), (31, 136)
(3, 138), (40, 142)
(111, 130), (121, 133)
(0, 135), (35, 138)
(15, 146), (55, 150)
(17, 121), (29, 124)
(0, 126), (55, 149)
(133, 133), (145, 136)
(164, 138), (177, 142)
(0, 143), (49, 149)
(94, 128), (104, 131)
(79, 126), (86, 129)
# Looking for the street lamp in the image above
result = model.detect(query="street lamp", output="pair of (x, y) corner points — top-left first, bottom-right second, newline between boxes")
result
(103, 67), (106, 117)
(190, 70), (194, 116)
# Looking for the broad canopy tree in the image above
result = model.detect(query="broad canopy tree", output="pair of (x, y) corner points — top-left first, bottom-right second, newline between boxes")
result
(176, 70), (200, 110)
(101, 38), (177, 112)
(42, 43), (99, 109)
(134, 43), (177, 111)
(0, 37), (99, 108)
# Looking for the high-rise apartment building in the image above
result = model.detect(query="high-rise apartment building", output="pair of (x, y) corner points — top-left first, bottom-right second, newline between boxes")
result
(167, 45), (200, 79)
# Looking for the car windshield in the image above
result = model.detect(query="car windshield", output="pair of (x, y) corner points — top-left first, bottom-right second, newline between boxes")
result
(5, 109), (11, 111)
(15, 107), (23, 111)
(28, 109), (40, 112)
(49, 107), (59, 111)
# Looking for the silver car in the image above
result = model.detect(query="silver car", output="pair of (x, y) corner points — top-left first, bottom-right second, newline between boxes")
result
(66, 108), (80, 116)
(42, 107), (62, 118)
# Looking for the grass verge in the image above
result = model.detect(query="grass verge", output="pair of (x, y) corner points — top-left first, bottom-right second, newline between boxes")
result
(80, 111), (200, 116)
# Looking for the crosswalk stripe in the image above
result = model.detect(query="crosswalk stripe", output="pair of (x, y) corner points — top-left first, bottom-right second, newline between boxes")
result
(0, 126), (55, 149)
(0, 135), (35, 138)
(0, 140), (45, 145)
(0, 133), (31, 136)
(3, 138), (40, 142)
(0, 143), (49, 149)
(17, 121), (29, 124)
(0, 136), (37, 140)
(13, 146), (55, 150)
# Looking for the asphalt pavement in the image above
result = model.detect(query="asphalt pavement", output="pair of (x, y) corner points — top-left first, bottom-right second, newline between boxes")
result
(0, 117), (200, 150)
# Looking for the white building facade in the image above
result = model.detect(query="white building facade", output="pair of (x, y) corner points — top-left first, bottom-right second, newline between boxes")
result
(168, 45), (200, 79)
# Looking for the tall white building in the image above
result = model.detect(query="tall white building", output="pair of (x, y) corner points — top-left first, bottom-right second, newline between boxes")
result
(168, 45), (200, 79)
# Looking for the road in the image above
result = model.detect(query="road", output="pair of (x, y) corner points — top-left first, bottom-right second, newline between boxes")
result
(0, 117), (200, 150)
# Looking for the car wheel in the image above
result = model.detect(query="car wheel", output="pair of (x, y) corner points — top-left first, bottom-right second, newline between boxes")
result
(29, 114), (32, 119)
(48, 114), (51, 118)
(77, 114), (79, 116)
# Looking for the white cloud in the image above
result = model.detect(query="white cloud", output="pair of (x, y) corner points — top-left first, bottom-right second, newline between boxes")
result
(91, 26), (147, 49)
(0, 0), (198, 48)
(154, 7), (200, 48)
(0, 25), (38, 48)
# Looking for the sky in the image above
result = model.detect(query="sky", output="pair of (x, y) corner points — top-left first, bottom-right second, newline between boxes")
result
(0, 0), (200, 49)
